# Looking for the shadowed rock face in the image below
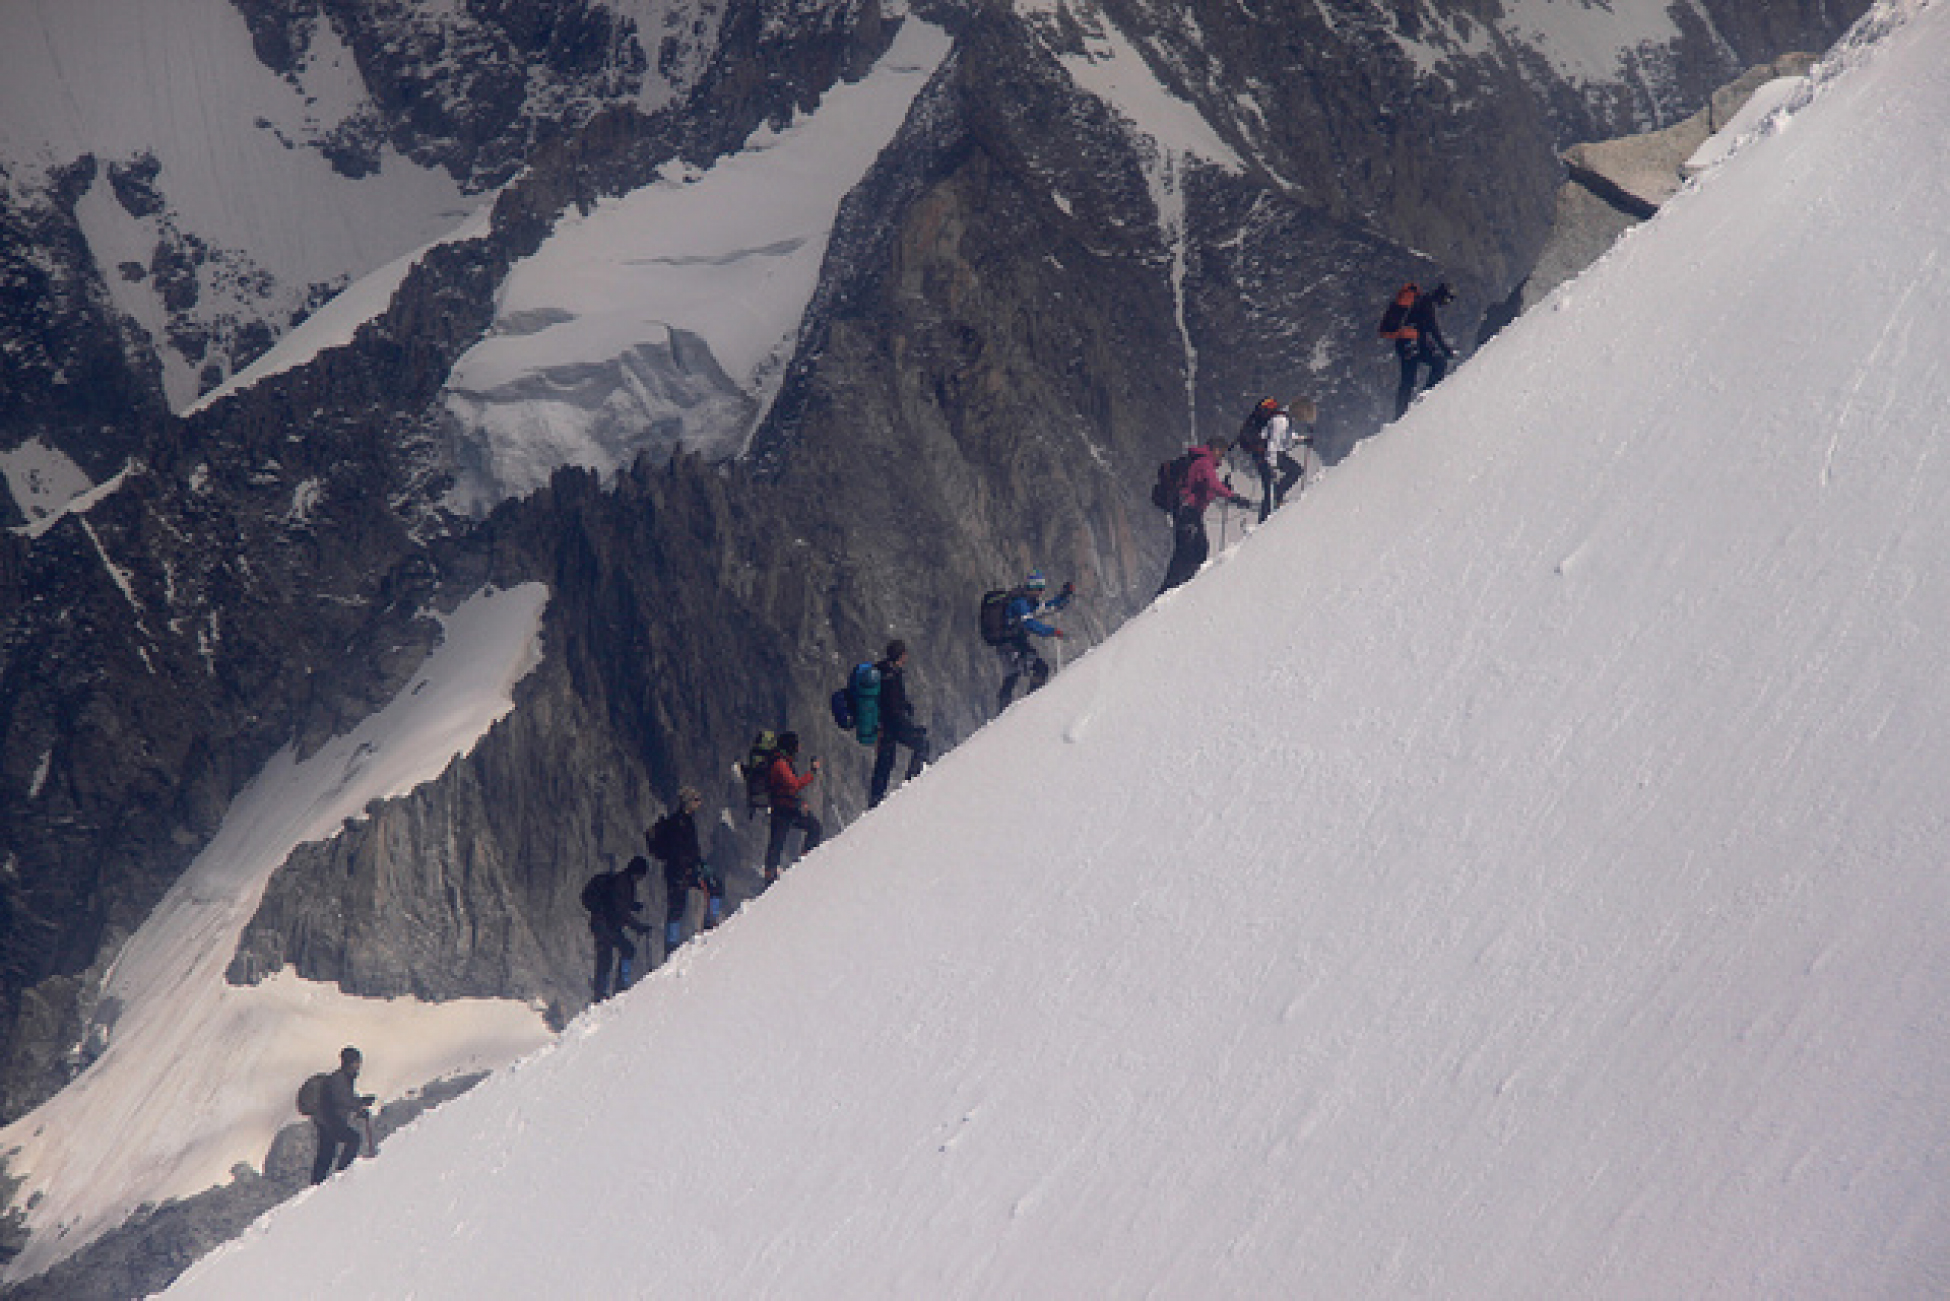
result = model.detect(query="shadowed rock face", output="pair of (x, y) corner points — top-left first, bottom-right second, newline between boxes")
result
(0, 4), (1872, 1285)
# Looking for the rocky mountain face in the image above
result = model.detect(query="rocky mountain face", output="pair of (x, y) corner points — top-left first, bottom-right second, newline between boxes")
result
(0, 0), (1871, 1289)
(1524, 52), (1820, 311)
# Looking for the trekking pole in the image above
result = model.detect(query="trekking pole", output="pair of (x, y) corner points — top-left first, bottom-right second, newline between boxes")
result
(363, 1112), (375, 1158)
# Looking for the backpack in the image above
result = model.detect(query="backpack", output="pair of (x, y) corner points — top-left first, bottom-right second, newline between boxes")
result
(579, 870), (610, 915)
(849, 661), (881, 745)
(1378, 283), (1418, 339)
(979, 589), (1016, 645)
(1237, 398), (1280, 456)
(644, 814), (673, 865)
(829, 683), (856, 733)
(738, 732), (779, 818)
(1150, 451), (1194, 513)
(296, 1071), (331, 1118)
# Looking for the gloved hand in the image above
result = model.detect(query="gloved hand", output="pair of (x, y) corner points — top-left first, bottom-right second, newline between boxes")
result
(1060, 581), (1075, 598)
(1051, 628), (1066, 639)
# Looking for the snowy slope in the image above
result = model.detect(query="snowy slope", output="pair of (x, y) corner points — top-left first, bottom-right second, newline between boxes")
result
(160, 2), (1950, 1297)
(0, 586), (558, 1285)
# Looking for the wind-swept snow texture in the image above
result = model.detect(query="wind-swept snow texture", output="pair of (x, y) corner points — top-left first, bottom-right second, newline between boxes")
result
(172, 2), (1950, 1296)
(0, 586), (557, 1286)
(439, 20), (952, 513)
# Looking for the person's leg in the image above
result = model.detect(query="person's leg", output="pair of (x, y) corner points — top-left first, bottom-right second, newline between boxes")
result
(591, 928), (616, 1001)
(1026, 653), (1051, 694)
(311, 1120), (336, 1184)
(869, 732), (897, 807)
(1255, 457), (1276, 522)
(1275, 451), (1305, 504)
(616, 933), (638, 991)
(1395, 344), (1420, 419)
(1424, 345), (1449, 388)
(1159, 507), (1205, 594)
(902, 723), (930, 780)
(334, 1123), (360, 1171)
(798, 810), (824, 857)
(664, 876), (688, 954)
(765, 809), (791, 882)
(997, 645), (1025, 711)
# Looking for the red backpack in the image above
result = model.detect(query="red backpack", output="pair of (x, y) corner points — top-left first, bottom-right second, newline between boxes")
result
(1378, 283), (1419, 339)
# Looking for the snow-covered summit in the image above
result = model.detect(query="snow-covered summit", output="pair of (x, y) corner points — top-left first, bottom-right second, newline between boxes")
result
(163, 1), (1950, 1296)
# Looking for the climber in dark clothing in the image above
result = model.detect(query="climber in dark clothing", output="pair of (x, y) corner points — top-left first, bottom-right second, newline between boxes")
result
(310, 1046), (375, 1185)
(647, 786), (723, 959)
(584, 856), (652, 1000)
(1380, 281), (1457, 419)
(868, 640), (930, 808)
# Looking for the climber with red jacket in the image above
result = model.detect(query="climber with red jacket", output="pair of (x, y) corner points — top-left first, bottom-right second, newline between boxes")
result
(1157, 436), (1255, 596)
(763, 731), (823, 884)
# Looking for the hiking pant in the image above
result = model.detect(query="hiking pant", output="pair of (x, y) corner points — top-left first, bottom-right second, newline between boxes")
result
(1254, 452), (1307, 521)
(1394, 339), (1450, 419)
(765, 806), (823, 879)
(663, 862), (725, 949)
(591, 920), (637, 1000)
(311, 1116), (361, 1184)
(1157, 504), (1210, 596)
(996, 641), (1050, 712)
(868, 718), (930, 808)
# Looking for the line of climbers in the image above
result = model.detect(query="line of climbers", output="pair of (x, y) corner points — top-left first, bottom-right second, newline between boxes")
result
(293, 280), (1463, 1185)
(574, 566), (1078, 1006)
(578, 279), (1463, 998)
(290, 281), (1450, 1192)
(1153, 277), (1460, 594)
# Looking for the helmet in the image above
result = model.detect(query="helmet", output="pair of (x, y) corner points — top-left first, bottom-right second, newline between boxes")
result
(1024, 571), (1047, 592)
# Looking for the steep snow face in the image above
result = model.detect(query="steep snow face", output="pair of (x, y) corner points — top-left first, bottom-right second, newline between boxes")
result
(162, 2), (1950, 1298)
(438, 18), (952, 513)
(0, 585), (558, 1286)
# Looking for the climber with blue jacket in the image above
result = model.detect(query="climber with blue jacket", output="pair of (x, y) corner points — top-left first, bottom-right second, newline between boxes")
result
(995, 571), (1075, 712)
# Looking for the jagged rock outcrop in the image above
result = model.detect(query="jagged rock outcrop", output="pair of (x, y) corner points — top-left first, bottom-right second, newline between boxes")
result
(1524, 53), (1819, 312)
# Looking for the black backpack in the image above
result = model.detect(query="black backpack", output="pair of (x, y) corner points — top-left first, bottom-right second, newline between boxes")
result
(979, 589), (1017, 645)
(738, 732), (779, 818)
(296, 1071), (331, 1118)
(579, 871), (610, 915)
(1150, 451), (1194, 512)
(1236, 398), (1280, 456)
(644, 814), (673, 864)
